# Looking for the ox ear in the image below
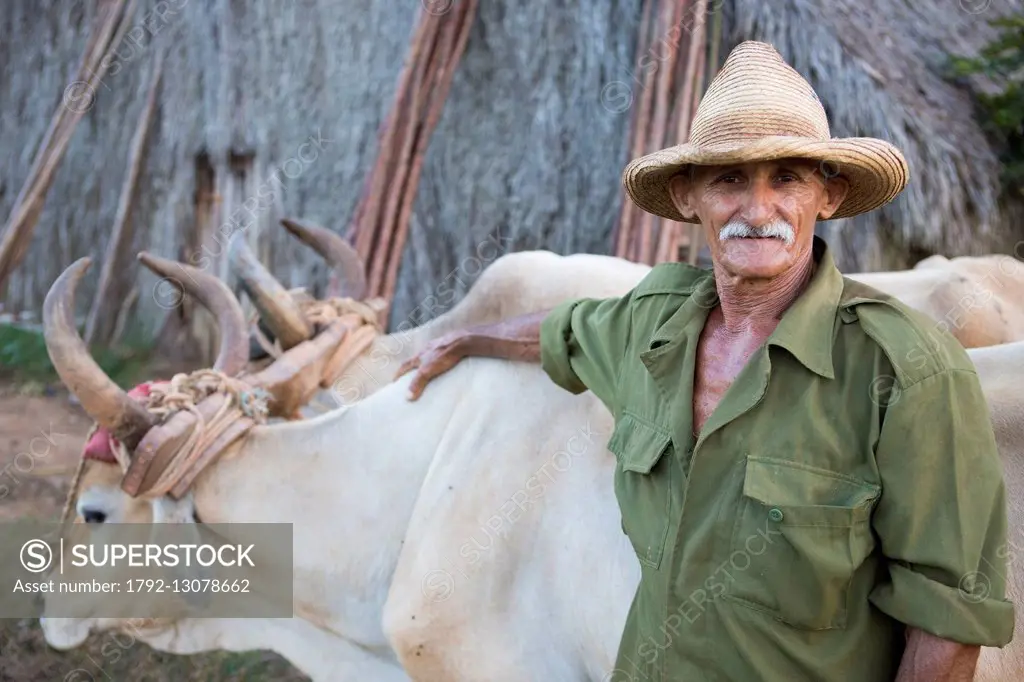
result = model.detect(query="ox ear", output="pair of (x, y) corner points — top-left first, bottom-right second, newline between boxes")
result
(149, 494), (213, 609)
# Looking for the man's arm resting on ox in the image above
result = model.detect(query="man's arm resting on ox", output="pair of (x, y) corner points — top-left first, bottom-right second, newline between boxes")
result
(396, 308), (550, 400)
(397, 295), (633, 408)
(869, 368), (1015, 681)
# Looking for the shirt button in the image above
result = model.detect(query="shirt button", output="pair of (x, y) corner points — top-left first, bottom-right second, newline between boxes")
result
(768, 508), (784, 522)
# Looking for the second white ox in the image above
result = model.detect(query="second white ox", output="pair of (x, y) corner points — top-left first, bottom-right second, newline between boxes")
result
(40, 248), (1024, 680)
(332, 248), (1024, 405)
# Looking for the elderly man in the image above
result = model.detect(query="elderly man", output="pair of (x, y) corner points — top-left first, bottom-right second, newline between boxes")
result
(397, 41), (1014, 681)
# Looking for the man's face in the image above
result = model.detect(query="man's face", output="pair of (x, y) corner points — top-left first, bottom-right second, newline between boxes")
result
(668, 159), (849, 280)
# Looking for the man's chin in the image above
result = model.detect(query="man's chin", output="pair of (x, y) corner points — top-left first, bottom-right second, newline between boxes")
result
(718, 238), (793, 277)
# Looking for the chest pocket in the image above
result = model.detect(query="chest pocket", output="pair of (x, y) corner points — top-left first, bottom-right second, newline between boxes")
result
(724, 456), (880, 630)
(607, 413), (676, 571)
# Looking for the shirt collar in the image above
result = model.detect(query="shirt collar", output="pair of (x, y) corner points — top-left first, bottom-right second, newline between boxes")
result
(644, 236), (842, 379)
(766, 236), (843, 379)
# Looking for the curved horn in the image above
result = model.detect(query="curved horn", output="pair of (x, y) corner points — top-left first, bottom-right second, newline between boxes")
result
(227, 233), (312, 350)
(43, 258), (156, 450)
(280, 218), (367, 300)
(137, 252), (249, 376)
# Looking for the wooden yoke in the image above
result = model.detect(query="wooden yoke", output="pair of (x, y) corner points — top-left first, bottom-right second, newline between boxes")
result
(245, 318), (351, 419)
(320, 313), (380, 388)
(124, 393), (233, 497)
(121, 232), (385, 500)
(123, 320), (353, 499)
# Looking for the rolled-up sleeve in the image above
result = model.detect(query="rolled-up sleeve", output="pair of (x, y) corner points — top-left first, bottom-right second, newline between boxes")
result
(539, 295), (633, 412)
(868, 368), (1015, 646)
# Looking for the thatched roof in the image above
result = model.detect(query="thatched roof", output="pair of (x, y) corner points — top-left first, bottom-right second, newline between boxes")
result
(724, 0), (1023, 269)
(0, 0), (641, 338)
(0, 0), (420, 335)
(0, 0), (1019, 345)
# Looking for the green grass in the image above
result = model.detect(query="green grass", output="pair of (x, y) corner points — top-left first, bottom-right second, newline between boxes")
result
(0, 324), (153, 389)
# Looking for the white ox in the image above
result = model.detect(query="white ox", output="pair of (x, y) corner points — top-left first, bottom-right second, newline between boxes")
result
(294, 250), (1024, 423)
(41, 336), (1024, 681)
(233, 221), (1024, 419)
(852, 253), (1024, 348)
(40, 247), (1024, 681)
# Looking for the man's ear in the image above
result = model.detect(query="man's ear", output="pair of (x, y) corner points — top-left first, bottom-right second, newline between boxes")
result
(668, 173), (698, 222)
(817, 174), (851, 220)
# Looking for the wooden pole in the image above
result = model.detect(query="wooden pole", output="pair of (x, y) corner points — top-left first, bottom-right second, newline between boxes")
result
(347, 1), (479, 320)
(350, 7), (435, 258)
(384, 0), (477, 308)
(370, 11), (449, 297)
(632, 3), (661, 264)
(687, 0), (715, 267)
(614, 0), (710, 267)
(613, 0), (655, 260)
(0, 0), (136, 299)
(644, 0), (687, 266)
(85, 49), (164, 344)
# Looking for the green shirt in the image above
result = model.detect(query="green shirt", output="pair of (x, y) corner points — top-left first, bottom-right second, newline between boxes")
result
(539, 237), (1014, 682)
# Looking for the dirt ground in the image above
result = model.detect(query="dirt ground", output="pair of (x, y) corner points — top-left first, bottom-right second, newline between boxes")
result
(0, 383), (308, 682)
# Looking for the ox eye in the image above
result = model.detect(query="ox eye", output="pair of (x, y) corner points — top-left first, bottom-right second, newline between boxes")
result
(82, 509), (107, 524)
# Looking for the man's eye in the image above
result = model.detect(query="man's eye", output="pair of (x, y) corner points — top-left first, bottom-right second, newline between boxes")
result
(716, 174), (741, 184)
(776, 174), (798, 183)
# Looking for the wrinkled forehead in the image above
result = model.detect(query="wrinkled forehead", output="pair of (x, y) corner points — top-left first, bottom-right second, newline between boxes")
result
(687, 157), (822, 181)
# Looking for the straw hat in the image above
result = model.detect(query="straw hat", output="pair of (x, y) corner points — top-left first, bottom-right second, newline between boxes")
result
(621, 41), (909, 223)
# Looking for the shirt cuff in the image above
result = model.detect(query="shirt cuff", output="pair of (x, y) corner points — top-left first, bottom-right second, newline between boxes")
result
(539, 300), (588, 395)
(869, 563), (1014, 646)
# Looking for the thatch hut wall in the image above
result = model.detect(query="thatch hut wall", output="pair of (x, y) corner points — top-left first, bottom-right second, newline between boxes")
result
(1, 0), (1020, 352)
(0, 0), (420, 348)
(391, 0), (643, 330)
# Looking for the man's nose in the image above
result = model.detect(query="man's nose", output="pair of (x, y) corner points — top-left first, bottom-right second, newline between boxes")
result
(738, 179), (777, 226)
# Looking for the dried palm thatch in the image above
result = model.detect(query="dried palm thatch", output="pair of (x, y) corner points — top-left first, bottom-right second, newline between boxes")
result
(0, 0), (420, 352)
(389, 1), (644, 329)
(0, 0), (1019, 353)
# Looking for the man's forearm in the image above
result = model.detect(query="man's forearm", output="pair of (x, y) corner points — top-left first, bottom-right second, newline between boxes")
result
(458, 309), (551, 363)
(895, 627), (980, 681)
(398, 308), (554, 399)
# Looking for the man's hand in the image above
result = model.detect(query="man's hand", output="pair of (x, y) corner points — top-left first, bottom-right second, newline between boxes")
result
(394, 331), (474, 401)
(895, 627), (980, 682)
(394, 309), (551, 401)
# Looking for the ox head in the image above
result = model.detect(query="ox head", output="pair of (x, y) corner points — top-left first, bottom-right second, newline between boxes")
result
(40, 459), (202, 649)
(39, 254), (248, 648)
(236, 218), (368, 362)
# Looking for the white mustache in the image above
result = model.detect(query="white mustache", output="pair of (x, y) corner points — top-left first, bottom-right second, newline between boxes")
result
(718, 219), (796, 246)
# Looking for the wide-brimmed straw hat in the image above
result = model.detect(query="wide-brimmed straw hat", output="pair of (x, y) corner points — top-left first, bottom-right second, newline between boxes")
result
(621, 41), (909, 223)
